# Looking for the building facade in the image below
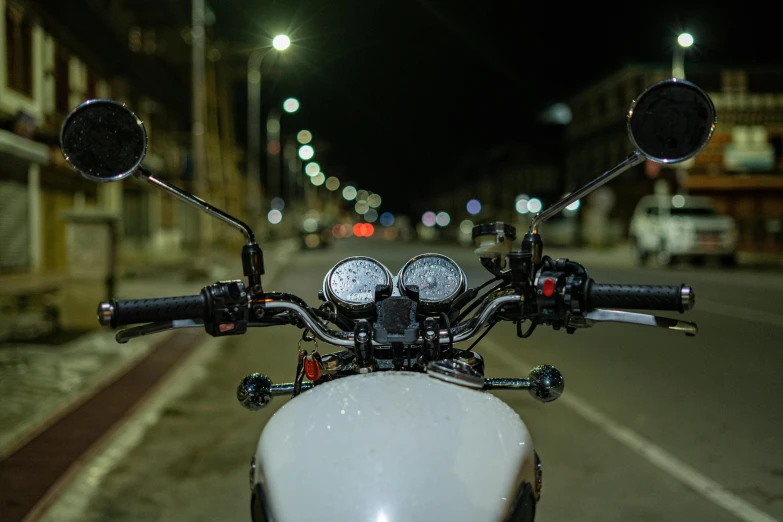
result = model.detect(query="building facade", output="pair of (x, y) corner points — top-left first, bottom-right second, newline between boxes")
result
(564, 63), (783, 251)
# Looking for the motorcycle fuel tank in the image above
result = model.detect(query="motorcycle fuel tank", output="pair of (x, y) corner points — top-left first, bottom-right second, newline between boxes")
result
(253, 372), (536, 522)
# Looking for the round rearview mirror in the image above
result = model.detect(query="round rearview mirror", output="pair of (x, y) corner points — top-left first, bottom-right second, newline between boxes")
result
(60, 99), (147, 182)
(627, 78), (715, 164)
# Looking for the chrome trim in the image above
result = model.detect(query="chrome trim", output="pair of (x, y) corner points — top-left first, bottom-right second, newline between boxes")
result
(322, 256), (393, 314)
(681, 285), (695, 311)
(261, 293), (524, 347)
(97, 301), (114, 326)
(578, 309), (698, 335)
(426, 359), (484, 388)
(530, 151), (644, 233)
(60, 99), (147, 183)
(396, 253), (468, 310)
(135, 167), (256, 245)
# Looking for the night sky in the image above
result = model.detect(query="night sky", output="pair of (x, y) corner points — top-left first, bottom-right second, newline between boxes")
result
(209, 1), (781, 215)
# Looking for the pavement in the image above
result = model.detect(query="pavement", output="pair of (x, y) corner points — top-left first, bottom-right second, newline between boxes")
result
(0, 239), (298, 461)
(4, 237), (783, 521)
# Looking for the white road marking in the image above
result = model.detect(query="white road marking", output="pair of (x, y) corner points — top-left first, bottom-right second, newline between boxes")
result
(699, 299), (783, 329)
(482, 338), (781, 522)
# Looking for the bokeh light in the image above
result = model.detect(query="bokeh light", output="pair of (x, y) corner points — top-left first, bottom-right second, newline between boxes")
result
(332, 224), (347, 238)
(311, 172), (325, 186)
(305, 162), (320, 176)
(380, 212), (395, 227)
(353, 223), (375, 237)
(435, 212), (450, 226)
(325, 176), (340, 191)
(355, 201), (370, 214)
(672, 194), (686, 208)
(283, 97), (300, 113)
(267, 209), (282, 224)
(527, 198), (542, 213)
(304, 234), (320, 248)
(566, 200), (581, 211)
(422, 211), (437, 227)
(342, 186), (357, 200)
(459, 219), (474, 234)
(367, 194), (382, 208)
(466, 199), (481, 215)
(678, 32), (694, 48)
(303, 217), (318, 232)
(365, 209), (379, 222)
(298, 145), (314, 160)
(270, 197), (285, 211)
(297, 130), (312, 144)
(515, 198), (529, 214)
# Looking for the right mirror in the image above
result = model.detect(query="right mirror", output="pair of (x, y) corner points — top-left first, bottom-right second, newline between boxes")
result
(627, 78), (716, 164)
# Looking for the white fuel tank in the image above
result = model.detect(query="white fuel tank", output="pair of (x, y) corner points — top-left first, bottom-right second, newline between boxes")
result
(253, 372), (536, 522)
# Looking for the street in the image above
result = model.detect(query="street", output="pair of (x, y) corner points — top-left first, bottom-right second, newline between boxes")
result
(37, 238), (783, 522)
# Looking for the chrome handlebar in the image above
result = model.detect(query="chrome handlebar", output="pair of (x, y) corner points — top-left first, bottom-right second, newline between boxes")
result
(260, 293), (524, 347)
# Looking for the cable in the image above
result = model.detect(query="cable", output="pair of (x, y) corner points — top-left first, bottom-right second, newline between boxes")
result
(466, 320), (497, 352)
(455, 280), (510, 323)
(440, 311), (454, 349)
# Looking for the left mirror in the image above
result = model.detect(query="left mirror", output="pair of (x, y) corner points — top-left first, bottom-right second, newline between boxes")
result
(60, 99), (147, 182)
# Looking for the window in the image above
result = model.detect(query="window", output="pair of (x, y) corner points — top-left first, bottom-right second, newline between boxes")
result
(5, 1), (33, 96)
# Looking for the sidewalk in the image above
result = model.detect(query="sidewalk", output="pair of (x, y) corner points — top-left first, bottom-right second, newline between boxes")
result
(0, 239), (298, 459)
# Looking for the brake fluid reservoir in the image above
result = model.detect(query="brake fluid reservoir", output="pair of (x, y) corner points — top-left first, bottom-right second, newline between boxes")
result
(472, 222), (516, 266)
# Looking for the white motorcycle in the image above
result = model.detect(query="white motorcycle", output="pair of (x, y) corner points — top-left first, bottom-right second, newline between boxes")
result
(60, 78), (715, 522)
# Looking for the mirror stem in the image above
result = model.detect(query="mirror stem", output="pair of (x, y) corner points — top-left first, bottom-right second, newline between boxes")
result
(135, 167), (257, 245)
(529, 151), (645, 233)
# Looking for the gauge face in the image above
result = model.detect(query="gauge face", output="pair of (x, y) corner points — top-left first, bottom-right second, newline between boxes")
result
(324, 257), (392, 311)
(399, 254), (466, 306)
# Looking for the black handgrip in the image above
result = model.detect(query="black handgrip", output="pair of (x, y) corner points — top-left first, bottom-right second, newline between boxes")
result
(584, 281), (693, 313)
(107, 293), (208, 327)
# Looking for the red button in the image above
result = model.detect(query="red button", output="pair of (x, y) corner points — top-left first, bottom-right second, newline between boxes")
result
(542, 278), (555, 297)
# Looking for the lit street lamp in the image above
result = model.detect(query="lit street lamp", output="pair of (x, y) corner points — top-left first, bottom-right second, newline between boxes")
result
(672, 32), (693, 79)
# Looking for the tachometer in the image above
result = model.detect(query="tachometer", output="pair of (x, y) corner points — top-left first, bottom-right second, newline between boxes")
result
(397, 253), (467, 311)
(323, 256), (393, 314)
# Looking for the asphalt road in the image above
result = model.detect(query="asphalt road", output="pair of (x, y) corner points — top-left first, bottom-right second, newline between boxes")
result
(40, 238), (783, 522)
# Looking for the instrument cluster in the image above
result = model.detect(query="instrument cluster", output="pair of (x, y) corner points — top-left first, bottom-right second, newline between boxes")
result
(322, 254), (467, 315)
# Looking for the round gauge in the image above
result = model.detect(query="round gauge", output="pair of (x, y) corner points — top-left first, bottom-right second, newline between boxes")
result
(323, 256), (393, 314)
(397, 253), (467, 310)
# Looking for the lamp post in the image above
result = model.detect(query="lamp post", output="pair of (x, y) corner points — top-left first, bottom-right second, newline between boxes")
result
(672, 32), (693, 79)
(246, 34), (290, 231)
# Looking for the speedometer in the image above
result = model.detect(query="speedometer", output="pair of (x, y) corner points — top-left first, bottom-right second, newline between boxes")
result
(397, 253), (467, 311)
(323, 256), (393, 314)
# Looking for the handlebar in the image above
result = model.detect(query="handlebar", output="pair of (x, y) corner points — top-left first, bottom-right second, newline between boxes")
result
(98, 258), (698, 345)
(99, 294), (208, 327)
(584, 282), (693, 313)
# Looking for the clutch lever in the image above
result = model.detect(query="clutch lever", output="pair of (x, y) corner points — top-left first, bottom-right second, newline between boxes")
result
(569, 309), (698, 336)
(116, 319), (205, 343)
(115, 318), (286, 343)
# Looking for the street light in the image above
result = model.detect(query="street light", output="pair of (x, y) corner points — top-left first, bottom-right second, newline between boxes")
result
(672, 32), (693, 79)
(247, 34), (290, 228)
(272, 34), (291, 51)
(283, 97), (300, 113)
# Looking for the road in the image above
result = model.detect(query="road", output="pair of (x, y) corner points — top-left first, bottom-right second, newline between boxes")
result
(39, 238), (783, 522)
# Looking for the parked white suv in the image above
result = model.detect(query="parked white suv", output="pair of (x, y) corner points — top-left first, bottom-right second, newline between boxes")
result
(629, 194), (738, 266)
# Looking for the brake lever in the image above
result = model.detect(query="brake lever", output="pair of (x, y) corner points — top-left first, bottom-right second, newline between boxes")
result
(569, 309), (698, 336)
